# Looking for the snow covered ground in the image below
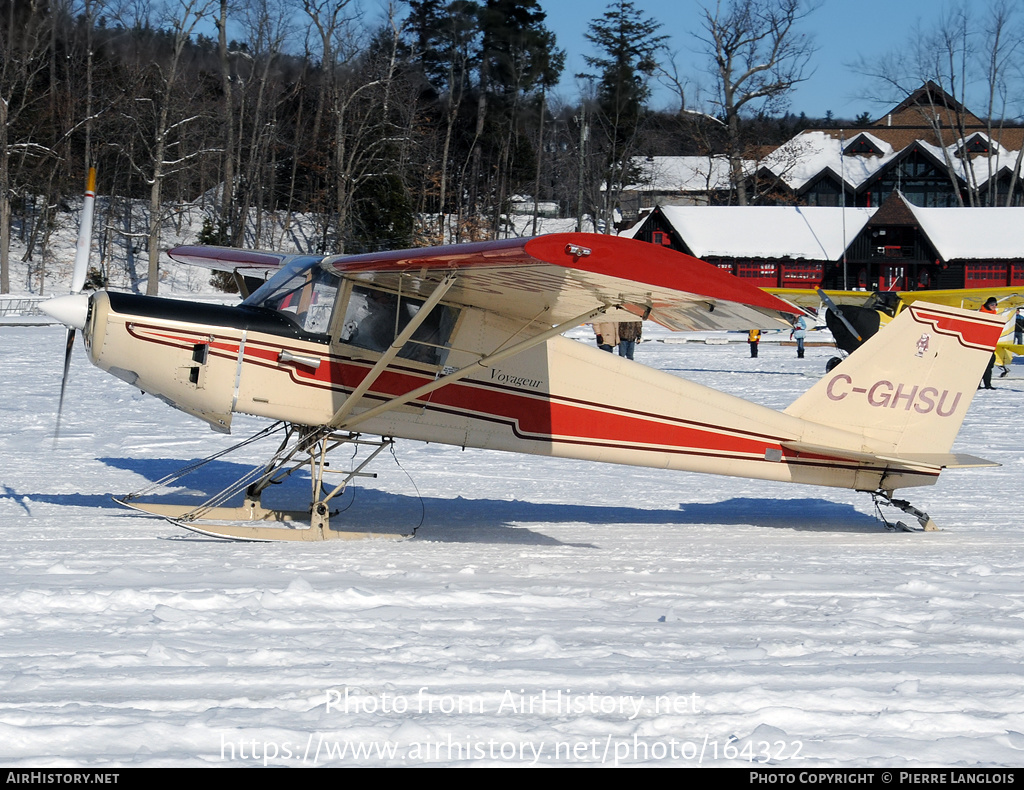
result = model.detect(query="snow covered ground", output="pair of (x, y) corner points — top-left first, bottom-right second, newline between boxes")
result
(2, 322), (1024, 767)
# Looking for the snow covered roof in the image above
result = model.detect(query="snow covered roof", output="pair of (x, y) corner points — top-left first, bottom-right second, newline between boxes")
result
(767, 130), (1023, 192)
(649, 205), (876, 260)
(907, 204), (1024, 260)
(623, 156), (738, 193)
(914, 138), (1023, 188)
(844, 131), (893, 156)
(765, 131), (897, 191)
(509, 195), (560, 216)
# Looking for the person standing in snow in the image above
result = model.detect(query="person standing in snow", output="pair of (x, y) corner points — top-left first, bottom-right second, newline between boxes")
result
(791, 315), (807, 358)
(617, 321), (642, 360)
(980, 297), (998, 389)
(748, 328), (760, 358)
(1014, 308), (1023, 345)
(593, 322), (618, 353)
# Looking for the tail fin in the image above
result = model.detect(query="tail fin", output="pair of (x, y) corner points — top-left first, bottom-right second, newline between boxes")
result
(785, 303), (1003, 456)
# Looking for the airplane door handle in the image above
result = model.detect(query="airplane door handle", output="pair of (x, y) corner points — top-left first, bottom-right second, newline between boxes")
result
(278, 350), (321, 370)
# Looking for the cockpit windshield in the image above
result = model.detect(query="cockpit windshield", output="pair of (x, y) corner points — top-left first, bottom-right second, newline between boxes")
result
(243, 256), (339, 335)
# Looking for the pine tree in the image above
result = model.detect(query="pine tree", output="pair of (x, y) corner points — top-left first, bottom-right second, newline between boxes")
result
(473, 0), (562, 235)
(581, 1), (665, 231)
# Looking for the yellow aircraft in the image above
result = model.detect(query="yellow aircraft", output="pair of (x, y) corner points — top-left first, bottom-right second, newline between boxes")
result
(767, 287), (1024, 374)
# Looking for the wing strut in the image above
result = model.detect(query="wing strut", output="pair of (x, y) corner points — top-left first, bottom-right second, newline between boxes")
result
(336, 303), (614, 432)
(330, 273), (457, 427)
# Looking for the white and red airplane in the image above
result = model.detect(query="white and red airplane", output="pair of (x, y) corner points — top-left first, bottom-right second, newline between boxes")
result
(41, 214), (1003, 539)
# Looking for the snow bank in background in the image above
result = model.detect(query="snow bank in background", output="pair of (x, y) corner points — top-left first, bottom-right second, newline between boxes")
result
(4, 199), (592, 302)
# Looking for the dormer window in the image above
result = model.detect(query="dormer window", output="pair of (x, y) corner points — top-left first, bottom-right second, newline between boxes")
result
(957, 134), (991, 157)
(844, 135), (883, 156)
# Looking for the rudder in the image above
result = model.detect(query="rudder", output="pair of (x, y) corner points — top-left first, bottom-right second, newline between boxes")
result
(785, 304), (1003, 456)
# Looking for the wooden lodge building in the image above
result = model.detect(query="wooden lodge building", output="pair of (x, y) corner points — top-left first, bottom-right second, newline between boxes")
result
(762, 83), (1024, 209)
(621, 84), (1024, 213)
(620, 85), (1024, 293)
(623, 195), (1024, 292)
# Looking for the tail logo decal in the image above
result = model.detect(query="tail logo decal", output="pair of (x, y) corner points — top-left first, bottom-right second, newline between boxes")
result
(826, 374), (962, 416)
(912, 306), (1002, 350)
(915, 333), (930, 357)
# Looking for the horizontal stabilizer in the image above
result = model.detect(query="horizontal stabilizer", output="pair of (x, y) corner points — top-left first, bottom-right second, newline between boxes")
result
(782, 441), (999, 471)
(888, 453), (999, 469)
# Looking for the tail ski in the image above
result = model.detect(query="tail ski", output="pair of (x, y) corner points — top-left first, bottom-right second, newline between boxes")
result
(784, 303), (1003, 472)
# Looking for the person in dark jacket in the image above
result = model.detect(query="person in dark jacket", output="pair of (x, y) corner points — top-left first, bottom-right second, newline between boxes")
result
(617, 321), (642, 360)
(980, 297), (998, 389)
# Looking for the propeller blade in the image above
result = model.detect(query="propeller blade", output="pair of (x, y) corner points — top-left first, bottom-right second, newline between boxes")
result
(54, 327), (76, 444)
(71, 167), (96, 293)
(52, 167), (97, 444)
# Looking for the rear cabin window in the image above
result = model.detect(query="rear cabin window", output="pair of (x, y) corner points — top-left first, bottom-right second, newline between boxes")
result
(340, 285), (459, 367)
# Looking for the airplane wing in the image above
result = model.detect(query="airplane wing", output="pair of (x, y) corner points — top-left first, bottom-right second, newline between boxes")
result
(766, 286), (1024, 313)
(323, 233), (797, 332)
(169, 246), (320, 280)
(763, 288), (878, 310)
(895, 287), (1024, 311)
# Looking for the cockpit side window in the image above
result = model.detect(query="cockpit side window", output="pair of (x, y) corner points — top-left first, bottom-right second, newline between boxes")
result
(340, 285), (459, 367)
(243, 258), (339, 335)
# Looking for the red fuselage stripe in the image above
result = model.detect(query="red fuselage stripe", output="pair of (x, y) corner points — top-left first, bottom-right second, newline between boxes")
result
(120, 322), (931, 478)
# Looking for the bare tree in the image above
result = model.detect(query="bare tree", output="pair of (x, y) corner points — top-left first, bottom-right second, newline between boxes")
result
(1, 0), (56, 292)
(435, 4), (478, 242)
(216, 0), (236, 234)
(696, 0), (817, 205)
(111, 0), (217, 294)
(301, 1), (417, 253)
(225, 0), (293, 247)
(981, 1), (1024, 206)
(300, 0), (355, 251)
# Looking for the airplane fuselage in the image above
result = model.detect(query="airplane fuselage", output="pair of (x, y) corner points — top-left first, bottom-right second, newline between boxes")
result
(82, 288), (944, 495)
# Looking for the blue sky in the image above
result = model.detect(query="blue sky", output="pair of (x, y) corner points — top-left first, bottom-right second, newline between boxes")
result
(532, 0), (978, 120)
